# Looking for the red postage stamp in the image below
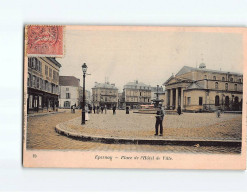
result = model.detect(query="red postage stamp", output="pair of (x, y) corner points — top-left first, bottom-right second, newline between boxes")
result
(26, 25), (63, 56)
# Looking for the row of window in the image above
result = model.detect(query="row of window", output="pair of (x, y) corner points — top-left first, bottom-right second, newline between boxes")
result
(45, 65), (59, 82)
(28, 57), (42, 72)
(28, 57), (59, 82)
(28, 73), (59, 94)
(93, 97), (117, 102)
(186, 95), (241, 106)
(205, 75), (242, 83)
(126, 97), (150, 102)
(92, 91), (117, 95)
(125, 86), (151, 90)
(215, 82), (238, 91)
(126, 91), (151, 96)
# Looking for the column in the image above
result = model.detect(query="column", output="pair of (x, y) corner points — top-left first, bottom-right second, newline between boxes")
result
(175, 88), (178, 109)
(181, 88), (184, 109)
(170, 89), (173, 110)
(165, 89), (168, 109)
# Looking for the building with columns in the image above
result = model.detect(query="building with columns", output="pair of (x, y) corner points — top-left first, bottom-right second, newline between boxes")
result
(164, 64), (243, 112)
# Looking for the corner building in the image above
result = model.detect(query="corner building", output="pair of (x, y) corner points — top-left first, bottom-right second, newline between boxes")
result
(123, 80), (152, 109)
(92, 82), (118, 109)
(164, 64), (243, 112)
(27, 57), (61, 113)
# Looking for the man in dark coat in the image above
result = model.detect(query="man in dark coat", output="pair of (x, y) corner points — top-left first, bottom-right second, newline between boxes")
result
(93, 105), (96, 114)
(177, 105), (182, 115)
(155, 106), (164, 136)
(126, 106), (129, 114)
(113, 105), (116, 115)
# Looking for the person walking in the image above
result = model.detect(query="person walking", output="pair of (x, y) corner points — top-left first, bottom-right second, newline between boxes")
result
(126, 106), (129, 114)
(85, 105), (89, 121)
(216, 109), (221, 118)
(104, 105), (107, 114)
(113, 105), (116, 115)
(155, 105), (164, 136)
(73, 104), (76, 113)
(97, 105), (99, 114)
(177, 105), (181, 115)
(101, 106), (104, 114)
(93, 105), (96, 114)
(89, 105), (92, 114)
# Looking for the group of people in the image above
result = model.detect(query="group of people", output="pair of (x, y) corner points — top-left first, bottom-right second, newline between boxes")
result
(92, 105), (117, 115)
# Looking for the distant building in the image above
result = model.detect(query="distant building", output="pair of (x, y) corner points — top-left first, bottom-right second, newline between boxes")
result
(123, 80), (152, 109)
(79, 86), (91, 105)
(27, 57), (61, 113)
(92, 82), (118, 109)
(59, 76), (80, 108)
(164, 64), (243, 112)
(117, 92), (124, 108)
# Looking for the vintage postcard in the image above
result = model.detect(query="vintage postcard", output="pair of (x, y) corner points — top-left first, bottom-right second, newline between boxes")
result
(23, 25), (246, 169)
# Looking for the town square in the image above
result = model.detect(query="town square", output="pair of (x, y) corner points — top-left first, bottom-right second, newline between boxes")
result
(25, 27), (243, 154)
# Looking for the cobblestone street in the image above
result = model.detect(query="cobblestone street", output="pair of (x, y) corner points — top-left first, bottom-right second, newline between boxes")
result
(62, 110), (242, 140)
(26, 109), (241, 154)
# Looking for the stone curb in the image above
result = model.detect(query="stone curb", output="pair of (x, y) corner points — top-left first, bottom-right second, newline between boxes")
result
(55, 124), (241, 147)
(28, 111), (66, 117)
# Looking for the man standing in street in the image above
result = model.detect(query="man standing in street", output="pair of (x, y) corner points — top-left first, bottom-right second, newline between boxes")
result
(155, 105), (164, 136)
(113, 105), (116, 115)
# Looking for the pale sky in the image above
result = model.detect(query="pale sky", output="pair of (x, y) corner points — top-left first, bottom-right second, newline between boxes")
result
(57, 28), (243, 91)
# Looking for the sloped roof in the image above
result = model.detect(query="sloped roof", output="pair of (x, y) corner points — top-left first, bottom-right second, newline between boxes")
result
(163, 75), (175, 85)
(93, 82), (118, 89)
(124, 81), (151, 89)
(176, 66), (242, 76)
(47, 57), (62, 68)
(59, 76), (80, 87)
(125, 81), (149, 87)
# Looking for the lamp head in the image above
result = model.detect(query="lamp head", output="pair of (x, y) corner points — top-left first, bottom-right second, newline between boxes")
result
(82, 63), (88, 74)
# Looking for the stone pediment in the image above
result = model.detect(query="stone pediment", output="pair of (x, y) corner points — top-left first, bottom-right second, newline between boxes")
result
(166, 77), (178, 85)
(164, 76), (192, 86)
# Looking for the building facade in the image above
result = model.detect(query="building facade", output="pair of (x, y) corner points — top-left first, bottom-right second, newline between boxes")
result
(164, 64), (243, 112)
(59, 76), (80, 108)
(27, 57), (61, 113)
(117, 92), (124, 109)
(123, 80), (152, 109)
(92, 82), (118, 108)
(79, 87), (91, 106)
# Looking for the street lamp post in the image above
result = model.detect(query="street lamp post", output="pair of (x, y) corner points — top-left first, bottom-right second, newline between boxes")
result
(81, 63), (88, 125)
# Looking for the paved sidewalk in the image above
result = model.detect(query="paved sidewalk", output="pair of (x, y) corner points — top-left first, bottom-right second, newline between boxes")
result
(27, 109), (67, 117)
(55, 111), (242, 147)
